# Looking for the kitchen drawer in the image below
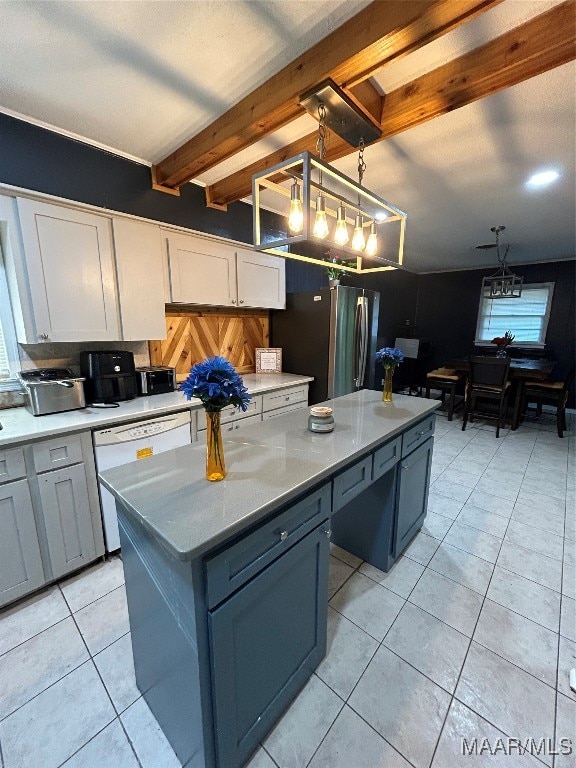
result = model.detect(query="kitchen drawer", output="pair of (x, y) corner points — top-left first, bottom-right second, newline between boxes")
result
(372, 436), (401, 481)
(206, 482), (331, 608)
(332, 454), (372, 513)
(220, 395), (262, 425)
(401, 415), (435, 458)
(0, 446), (26, 484)
(222, 414), (262, 434)
(32, 434), (84, 473)
(262, 401), (307, 420)
(262, 385), (308, 413)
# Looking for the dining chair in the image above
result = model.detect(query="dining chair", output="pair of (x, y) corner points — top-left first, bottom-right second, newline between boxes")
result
(425, 367), (464, 421)
(522, 368), (575, 438)
(462, 356), (511, 438)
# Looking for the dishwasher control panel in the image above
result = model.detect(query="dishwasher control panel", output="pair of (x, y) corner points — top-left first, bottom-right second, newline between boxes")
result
(93, 410), (192, 447)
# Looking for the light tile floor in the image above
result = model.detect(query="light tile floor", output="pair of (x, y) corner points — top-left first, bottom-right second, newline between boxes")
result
(0, 411), (574, 768)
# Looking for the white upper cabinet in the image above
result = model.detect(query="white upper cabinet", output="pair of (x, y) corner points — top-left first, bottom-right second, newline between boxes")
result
(165, 231), (285, 309)
(236, 248), (285, 309)
(112, 217), (166, 340)
(166, 231), (236, 306)
(15, 198), (119, 342)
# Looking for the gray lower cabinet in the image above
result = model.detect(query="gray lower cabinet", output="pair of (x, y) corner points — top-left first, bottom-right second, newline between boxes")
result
(0, 479), (45, 607)
(37, 463), (97, 579)
(393, 436), (434, 557)
(209, 523), (329, 768)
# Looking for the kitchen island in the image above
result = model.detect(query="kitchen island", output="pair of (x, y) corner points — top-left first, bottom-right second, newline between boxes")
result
(99, 390), (439, 768)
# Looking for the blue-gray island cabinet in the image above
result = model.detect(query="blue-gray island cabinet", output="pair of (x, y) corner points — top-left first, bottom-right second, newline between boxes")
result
(99, 391), (439, 768)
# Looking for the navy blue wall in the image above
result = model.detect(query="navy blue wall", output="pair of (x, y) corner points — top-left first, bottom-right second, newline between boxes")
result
(1, 112), (257, 243)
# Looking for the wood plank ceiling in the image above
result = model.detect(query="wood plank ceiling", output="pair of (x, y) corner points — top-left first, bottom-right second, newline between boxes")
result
(150, 0), (576, 213)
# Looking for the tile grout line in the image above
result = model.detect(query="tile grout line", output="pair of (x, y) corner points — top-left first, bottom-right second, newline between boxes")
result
(426, 426), (553, 767)
(64, 581), (146, 768)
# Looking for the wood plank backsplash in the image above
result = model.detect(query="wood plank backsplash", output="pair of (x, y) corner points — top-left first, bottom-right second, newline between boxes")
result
(149, 305), (270, 380)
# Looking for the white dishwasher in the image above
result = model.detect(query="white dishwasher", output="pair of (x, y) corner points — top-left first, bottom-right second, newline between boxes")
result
(94, 410), (192, 552)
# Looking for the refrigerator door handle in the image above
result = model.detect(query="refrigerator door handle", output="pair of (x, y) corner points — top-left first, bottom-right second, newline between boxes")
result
(358, 296), (369, 387)
(354, 297), (369, 388)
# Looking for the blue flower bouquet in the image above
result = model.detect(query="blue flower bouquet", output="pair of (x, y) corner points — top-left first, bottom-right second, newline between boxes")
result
(179, 356), (251, 481)
(375, 347), (404, 402)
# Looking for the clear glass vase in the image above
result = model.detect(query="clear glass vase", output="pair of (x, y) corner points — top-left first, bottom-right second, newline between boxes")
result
(205, 410), (226, 481)
(382, 366), (394, 402)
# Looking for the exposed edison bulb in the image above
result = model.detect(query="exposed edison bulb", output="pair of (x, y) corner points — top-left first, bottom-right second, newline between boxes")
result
(365, 221), (378, 257)
(313, 195), (329, 239)
(352, 213), (365, 251)
(334, 205), (349, 246)
(288, 182), (304, 233)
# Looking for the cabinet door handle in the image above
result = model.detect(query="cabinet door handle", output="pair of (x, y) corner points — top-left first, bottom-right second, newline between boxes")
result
(239, 299), (244, 304)
(227, 425), (234, 431)
(279, 530), (288, 541)
(231, 299), (236, 305)
(402, 463), (409, 470)
(39, 333), (49, 341)
(324, 528), (332, 539)
(234, 424), (239, 430)
(285, 396), (290, 401)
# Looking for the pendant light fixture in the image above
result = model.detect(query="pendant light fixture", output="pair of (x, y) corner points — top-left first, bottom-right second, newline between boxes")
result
(478, 226), (523, 298)
(252, 79), (407, 275)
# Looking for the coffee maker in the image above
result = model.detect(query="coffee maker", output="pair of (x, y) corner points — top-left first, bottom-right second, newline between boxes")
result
(80, 351), (138, 404)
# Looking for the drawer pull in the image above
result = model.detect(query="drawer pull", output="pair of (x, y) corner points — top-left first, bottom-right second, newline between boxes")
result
(279, 530), (288, 542)
(324, 528), (332, 539)
(285, 396), (290, 401)
(418, 430), (426, 436)
(401, 464), (409, 470)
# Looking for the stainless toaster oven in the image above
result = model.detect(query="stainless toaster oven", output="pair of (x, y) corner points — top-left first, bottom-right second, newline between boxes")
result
(136, 366), (177, 396)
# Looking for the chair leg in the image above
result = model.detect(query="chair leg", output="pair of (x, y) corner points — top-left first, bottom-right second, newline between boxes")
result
(462, 394), (469, 431)
(447, 383), (456, 421)
(496, 394), (506, 438)
(557, 403), (566, 438)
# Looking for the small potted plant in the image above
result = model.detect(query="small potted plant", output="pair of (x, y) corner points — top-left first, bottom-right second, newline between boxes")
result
(324, 251), (356, 287)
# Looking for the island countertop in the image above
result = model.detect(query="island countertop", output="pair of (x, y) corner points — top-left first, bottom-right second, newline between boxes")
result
(99, 390), (439, 562)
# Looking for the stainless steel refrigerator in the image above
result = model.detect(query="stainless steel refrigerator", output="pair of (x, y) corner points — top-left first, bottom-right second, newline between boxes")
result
(271, 286), (380, 405)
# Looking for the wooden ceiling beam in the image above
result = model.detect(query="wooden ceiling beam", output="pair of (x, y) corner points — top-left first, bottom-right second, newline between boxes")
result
(205, 1), (576, 209)
(152, 0), (503, 191)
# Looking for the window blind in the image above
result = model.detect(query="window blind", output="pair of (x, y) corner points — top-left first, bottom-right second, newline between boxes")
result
(476, 284), (554, 345)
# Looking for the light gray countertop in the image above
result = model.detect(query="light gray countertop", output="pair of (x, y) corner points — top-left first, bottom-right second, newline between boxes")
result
(99, 391), (439, 562)
(0, 373), (313, 447)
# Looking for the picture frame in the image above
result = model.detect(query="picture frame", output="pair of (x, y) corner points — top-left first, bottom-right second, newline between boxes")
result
(255, 348), (282, 374)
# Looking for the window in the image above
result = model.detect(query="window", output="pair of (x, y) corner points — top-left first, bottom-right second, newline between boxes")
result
(475, 282), (554, 347)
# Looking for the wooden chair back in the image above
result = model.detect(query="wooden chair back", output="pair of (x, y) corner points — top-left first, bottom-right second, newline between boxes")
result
(469, 356), (510, 390)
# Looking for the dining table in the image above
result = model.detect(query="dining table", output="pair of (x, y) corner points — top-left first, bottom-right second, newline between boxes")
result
(445, 357), (556, 430)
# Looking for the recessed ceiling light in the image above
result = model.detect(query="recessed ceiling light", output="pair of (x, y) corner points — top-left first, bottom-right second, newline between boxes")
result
(526, 170), (560, 189)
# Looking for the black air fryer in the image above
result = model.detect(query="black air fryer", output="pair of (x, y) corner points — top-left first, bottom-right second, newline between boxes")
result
(80, 351), (138, 404)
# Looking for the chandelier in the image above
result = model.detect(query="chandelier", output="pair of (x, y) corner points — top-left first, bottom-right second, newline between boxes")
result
(478, 226), (523, 299)
(252, 80), (407, 275)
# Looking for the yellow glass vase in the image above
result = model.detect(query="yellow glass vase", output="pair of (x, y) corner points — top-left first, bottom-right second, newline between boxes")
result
(382, 366), (394, 402)
(205, 411), (226, 481)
